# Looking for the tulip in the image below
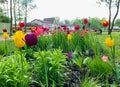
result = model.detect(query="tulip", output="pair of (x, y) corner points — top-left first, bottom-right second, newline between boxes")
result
(19, 22), (25, 27)
(2, 28), (7, 32)
(79, 33), (84, 37)
(13, 31), (25, 48)
(50, 30), (56, 34)
(3, 32), (8, 39)
(74, 25), (80, 31)
(67, 34), (72, 40)
(66, 52), (72, 58)
(105, 37), (114, 48)
(25, 33), (38, 47)
(102, 20), (108, 27)
(102, 56), (108, 62)
(83, 18), (88, 24)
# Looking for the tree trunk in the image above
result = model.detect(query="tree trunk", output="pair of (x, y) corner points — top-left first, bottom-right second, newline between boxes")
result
(24, 4), (27, 31)
(108, 0), (112, 34)
(10, 0), (13, 35)
(13, 2), (17, 29)
(110, 1), (120, 33)
(18, 0), (21, 22)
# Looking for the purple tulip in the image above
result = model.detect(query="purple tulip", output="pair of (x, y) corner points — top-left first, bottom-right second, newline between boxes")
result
(25, 33), (38, 47)
(66, 52), (72, 58)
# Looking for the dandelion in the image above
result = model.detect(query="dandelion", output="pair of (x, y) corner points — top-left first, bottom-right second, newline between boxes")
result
(105, 37), (114, 48)
(67, 34), (72, 40)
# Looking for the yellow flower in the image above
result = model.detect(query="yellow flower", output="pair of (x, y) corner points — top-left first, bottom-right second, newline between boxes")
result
(13, 31), (25, 48)
(105, 37), (114, 47)
(67, 34), (72, 41)
(3, 32), (8, 39)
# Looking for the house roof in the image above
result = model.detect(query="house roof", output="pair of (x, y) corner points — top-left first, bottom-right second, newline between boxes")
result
(26, 19), (44, 27)
(31, 19), (44, 24)
(43, 17), (56, 24)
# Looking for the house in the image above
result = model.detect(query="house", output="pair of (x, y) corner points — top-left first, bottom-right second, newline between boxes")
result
(43, 17), (58, 30)
(26, 19), (44, 27)
(26, 17), (59, 30)
(60, 24), (74, 30)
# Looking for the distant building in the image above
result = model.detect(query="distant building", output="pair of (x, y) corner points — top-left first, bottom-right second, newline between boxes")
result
(26, 17), (58, 30)
(43, 17), (58, 30)
(26, 19), (44, 27)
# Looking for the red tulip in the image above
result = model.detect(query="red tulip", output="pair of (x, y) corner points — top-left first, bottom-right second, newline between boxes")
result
(19, 22), (25, 27)
(63, 26), (67, 31)
(83, 18), (88, 24)
(102, 20), (108, 27)
(2, 28), (7, 32)
(94, 29), (97, 32)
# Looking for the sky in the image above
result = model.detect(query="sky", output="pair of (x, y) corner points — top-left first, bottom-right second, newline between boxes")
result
(27, 0), (120, 22)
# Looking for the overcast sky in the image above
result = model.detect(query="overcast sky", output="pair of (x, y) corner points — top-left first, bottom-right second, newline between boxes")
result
(27, 0), (120, 22)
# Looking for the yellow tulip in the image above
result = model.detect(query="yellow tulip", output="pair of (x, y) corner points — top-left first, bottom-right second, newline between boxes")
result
(67, 34), (72, 41)
(105, 37), (114, 48)
(3, 32), (8, 39)
(13, 31), (25, 48)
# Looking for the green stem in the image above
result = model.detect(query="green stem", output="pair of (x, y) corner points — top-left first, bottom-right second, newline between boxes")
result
(20, 48), (24, 87)
(4, 39), (7, 55)
(41, 52), (48, 87)
(110, 37), (118, 85)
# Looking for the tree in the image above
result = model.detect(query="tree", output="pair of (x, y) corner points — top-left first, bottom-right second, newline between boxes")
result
(0, 0), (8, 16)
(115, 18), (120, 27)
(97, 0), (120, 34)
(89, 17), (102, 30)
(72, 18), (81, 25)
(10, 0), (13, 35)
(55, 16), (60, 24)
(21, 0), (36, 30)
(64, 19), (71, 24)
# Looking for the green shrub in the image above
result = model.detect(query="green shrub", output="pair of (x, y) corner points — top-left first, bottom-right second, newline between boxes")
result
(85, 57), (113, 76)
(0, 51), (31, 87)
(33, 49), (67, 87)
(81, 76), (102, 87)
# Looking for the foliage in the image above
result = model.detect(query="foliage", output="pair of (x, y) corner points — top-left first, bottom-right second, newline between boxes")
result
(89, 17), (103, 29)
(85, 57), (113, 76)
(81, 76), (102, 87)
(37, 35), (52, 51)
(33, 49), (67, 87)
(115, 18), (120, 27)
(0, 40), (17, 55)
(0, 51), (31, 87)
(51, 31), (69, 52)
(0, 15), (10, 23)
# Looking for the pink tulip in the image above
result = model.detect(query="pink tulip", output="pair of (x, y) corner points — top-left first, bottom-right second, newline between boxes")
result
(102, 56), (108, 62)
(79, 34), (84, 37)
(35, 26), (44, 36)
